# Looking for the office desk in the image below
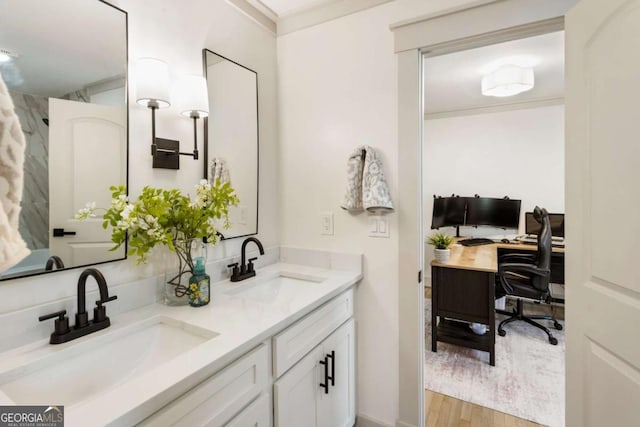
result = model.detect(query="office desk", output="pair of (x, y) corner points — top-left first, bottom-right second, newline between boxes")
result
(430, 241), (565, 367)
(431, 244), (497, 365)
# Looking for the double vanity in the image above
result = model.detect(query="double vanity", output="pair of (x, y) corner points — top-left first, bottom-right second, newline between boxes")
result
(0, 249), (362, 426)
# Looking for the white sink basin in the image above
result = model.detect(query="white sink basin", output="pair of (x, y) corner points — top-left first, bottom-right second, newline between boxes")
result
(0, 316), (218, 406)
(223, 271), (326, 304)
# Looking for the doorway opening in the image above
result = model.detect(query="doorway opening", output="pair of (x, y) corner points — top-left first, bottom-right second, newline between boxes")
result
(421, 28), (566, 427)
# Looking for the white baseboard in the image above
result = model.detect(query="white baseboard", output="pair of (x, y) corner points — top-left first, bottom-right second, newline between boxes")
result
(356, 413), (394, 427)
(396, 421), (417, 427)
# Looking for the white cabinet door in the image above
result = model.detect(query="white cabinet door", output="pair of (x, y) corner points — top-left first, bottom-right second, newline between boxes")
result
(317, 319), (355, 427)
(274, 319), (356, 427)
(566, 1), (640, 426)
(273, 346), (323, 427)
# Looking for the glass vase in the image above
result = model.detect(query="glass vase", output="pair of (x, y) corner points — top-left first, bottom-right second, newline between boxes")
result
(163, 238), (207, 306)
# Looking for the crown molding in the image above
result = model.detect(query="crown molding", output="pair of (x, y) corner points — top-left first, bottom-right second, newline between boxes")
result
(424, 96), (564, 120)
(277, 0), (394, 36)
(389, 0), (500, 30)
(226, 0), (277, 35)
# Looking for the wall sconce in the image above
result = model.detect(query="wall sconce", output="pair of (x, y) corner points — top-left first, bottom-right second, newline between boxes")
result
(135, 58), (205, 169)
(176, 74), (209, 164)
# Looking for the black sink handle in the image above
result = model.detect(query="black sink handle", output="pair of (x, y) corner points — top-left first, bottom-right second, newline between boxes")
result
(247, 257), (258, 273)
(39, 310), (70, 336)
(96, 295), (118, 307)
(38, 310), (67, 322)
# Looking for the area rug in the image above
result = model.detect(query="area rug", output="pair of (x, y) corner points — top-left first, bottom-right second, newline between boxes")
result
(424, 299), (565, 427)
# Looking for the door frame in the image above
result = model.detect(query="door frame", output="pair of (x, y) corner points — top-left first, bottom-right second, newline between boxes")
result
(392, 1), (576, 426)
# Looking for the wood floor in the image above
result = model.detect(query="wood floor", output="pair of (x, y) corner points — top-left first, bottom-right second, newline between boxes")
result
(423, 285), (559, 426)
(426, 390), (544, 427)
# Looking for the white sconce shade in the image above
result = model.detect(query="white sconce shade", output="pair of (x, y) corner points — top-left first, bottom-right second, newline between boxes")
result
(135, 58), (171, 108)
(176, 75), (209, 118)
(481, 64), (534, 97)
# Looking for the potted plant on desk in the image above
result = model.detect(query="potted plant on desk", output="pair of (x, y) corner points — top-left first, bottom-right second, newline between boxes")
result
(428, 232), (454, 262)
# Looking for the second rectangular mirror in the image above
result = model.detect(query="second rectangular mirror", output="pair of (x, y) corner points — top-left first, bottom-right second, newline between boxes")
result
(203, 49), (258, 239)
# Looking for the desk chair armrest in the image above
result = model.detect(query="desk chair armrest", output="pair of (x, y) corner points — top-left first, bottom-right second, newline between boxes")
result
(498, 253), (536, 264)
(498, 262), (550, 278)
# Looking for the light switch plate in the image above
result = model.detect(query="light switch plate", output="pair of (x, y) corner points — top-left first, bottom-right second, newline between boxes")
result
(369, 217), (390, 238)
(320, 212), (334, 235)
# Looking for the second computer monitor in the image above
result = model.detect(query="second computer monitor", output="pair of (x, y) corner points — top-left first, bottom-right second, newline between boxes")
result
(431, 197), (466, 229)
(525, 212), (565, 237)
(465, 197), (521, 229)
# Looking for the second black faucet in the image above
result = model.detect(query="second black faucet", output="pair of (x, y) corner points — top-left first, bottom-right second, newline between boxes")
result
(228, 237), (265, 282)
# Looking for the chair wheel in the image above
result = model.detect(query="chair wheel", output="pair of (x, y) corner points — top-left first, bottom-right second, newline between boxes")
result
(498, 329), (506, 337)
(554, 321), (563, 331)
(549, 337), (558, 345)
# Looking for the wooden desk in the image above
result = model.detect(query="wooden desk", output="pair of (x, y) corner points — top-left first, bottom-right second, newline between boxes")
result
(430, 241), (565, 366)
(431, 244), (497, 366)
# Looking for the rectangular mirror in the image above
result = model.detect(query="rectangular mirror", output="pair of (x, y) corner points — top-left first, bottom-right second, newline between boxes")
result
(203, 49), (258, 239)
(0, 0), (128, 280)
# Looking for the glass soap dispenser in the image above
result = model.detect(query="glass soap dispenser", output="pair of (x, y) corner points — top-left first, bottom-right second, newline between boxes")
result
(188, 257), (210, 307)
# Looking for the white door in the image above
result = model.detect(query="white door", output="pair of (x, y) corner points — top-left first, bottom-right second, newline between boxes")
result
(317, 319), (355, 427)
(273, 345), (323, 427)
(565, 1), (640, 426)
(48, 98), (126, 267)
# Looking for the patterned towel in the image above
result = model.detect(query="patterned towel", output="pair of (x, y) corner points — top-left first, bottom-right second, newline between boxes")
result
(341, 145), (394, 213)
(209, 157), (231, 185)
(0, 74), (30, 272)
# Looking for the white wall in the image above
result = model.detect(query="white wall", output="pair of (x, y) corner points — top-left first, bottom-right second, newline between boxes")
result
(0, 0), (277, 313)
(425, 105), (565, 235)
(276, 0), (480, 425)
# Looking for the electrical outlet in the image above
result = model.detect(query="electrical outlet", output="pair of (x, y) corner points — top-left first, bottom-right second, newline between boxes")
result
(320, 212), (334, 235)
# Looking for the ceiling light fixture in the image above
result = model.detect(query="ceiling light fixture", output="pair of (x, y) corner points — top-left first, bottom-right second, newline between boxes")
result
(481, 64), (534, 97)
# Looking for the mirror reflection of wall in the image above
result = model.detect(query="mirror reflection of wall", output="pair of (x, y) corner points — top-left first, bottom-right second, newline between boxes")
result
(204, 50), (258, 239)
(0, 0), (128, 280)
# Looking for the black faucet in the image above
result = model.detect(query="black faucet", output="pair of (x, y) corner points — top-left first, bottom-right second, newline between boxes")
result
(228, 237), (265, 282)
(39, 268), (117, 344)
(44, 255), (65, 271)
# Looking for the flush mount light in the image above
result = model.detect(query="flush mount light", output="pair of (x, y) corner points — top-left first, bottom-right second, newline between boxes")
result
(481, 64), (534, 97)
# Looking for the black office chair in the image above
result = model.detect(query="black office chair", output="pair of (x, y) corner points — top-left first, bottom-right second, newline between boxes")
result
(496, 206), (562, 345)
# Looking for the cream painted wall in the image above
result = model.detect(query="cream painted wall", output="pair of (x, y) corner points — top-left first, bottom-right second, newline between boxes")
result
(276, 0), (480, 425)
(424, 105), (566, 226)
(0, 0), (277, 311)
(423, 105), (565, 278)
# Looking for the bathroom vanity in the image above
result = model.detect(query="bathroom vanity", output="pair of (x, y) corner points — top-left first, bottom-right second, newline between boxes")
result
(0, 251), (361, 427)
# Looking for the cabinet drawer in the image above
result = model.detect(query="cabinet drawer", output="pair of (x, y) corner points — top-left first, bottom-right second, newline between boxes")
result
(225, 394), (271, 427)
(138, 344), (268, 427)
(273, 289), (353, 378)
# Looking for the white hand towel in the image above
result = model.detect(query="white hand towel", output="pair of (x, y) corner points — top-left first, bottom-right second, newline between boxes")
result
(210, 157), (231, 185)
(341, 145), (394, 213)
(0, 75), (30, 273)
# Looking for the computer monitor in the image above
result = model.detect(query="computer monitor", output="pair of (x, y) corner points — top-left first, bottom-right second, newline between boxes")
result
(431, 197), (466, 229)
(465, 197), (521, 229)
(525, 212), (565, 237)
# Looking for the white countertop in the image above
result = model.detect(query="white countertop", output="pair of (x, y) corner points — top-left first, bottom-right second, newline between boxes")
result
(0, 261), (362, 426)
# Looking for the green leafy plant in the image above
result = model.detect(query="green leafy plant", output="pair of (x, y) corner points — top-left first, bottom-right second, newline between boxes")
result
(427, 232), (454, 250)
(76, 180), (239, 296)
